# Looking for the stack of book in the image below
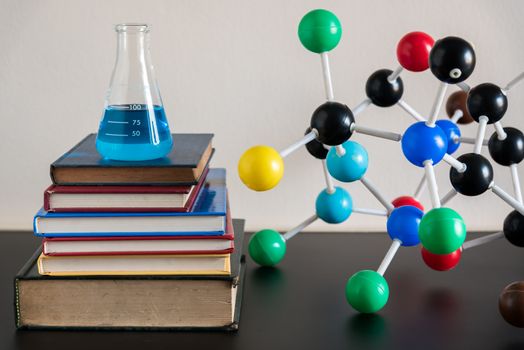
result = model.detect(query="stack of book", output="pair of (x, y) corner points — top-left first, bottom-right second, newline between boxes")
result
(15, 133), (245, 330)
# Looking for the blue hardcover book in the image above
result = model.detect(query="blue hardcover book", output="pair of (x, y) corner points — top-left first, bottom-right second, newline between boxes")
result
(34, 169), (227, 237)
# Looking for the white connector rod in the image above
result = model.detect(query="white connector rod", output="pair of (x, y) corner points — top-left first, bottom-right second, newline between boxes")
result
(504, 71), (524, 92)
(377, 239), (402, 276)
(352, 207), (388, 216)
(494, 121), (507, 140)
(457, 136), (488, 146)
(510, 164), (523, 204)
(491, 184), (524, 216)
(462, 231), (504, 250)
(280, 130), (317, 158)
(321, 159), (335, 194)
(397, 100), (425, 122)
(320, 52), (334, 101)
(282, 214), (319, 241)
(427, 82), (448, 127)
(352, 124), (402, 141)
(352, 98), (372, 117)
(424, 160), (441, 208)
(388, 66), (404, 82)
(456, 82), (470, 92)
(440, 188), (458, 206)
(413, 174), (426, 200)
(474, 116), (489, 154)
(450, 109), (463, 123)
(360, 176), (395, 212)
(443, 154), (467, 173)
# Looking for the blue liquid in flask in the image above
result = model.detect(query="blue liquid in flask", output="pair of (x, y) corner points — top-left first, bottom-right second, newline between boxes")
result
(96, 104), (173, 161)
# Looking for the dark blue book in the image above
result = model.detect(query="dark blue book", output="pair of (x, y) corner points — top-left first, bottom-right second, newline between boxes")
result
(34, 169), (227, 237)
(50, 133), (214, 185)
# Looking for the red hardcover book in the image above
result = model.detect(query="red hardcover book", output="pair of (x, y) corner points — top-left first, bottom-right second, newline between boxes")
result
(42, 209), (234, 256)
(44, 168), (209, 213)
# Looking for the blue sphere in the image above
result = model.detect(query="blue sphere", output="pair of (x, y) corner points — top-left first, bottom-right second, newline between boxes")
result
(315, 187), (353, 224)
(436, 120), (461, 155)
(387, 205), (424, 246)
(326, 140), (369, 182)
(401, 121), (448, 167)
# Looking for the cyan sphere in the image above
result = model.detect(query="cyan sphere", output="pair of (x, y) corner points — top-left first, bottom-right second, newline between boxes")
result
(315, 187), (353, 224)
(401, 121), (448, 167)
(326, 140), (369, 182)
(387, 205), (424, 246)
(436, 120), (461, 155)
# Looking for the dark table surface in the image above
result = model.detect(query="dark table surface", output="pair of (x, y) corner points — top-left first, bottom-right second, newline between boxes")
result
(2, 231), (524, 350)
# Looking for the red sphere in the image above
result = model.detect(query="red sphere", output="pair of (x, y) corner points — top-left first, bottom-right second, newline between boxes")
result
(421, 247), (462, 271)
(396, 32), (435, 72)
(392, 196), (424, 211)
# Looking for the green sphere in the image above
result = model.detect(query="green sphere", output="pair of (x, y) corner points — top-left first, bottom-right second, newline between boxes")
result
(346, 270), (389, 313)
(418, 207), (467, 254)
(248, 229), (286, 266)
(298, 9), (342, 53)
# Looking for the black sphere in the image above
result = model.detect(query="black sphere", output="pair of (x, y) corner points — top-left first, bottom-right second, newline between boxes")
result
(310, 102), (354, 146)
(304, 127), (328, 159)
(449, 153), (493, 196)
(467, 83), (508, 124)
(429, 36), (476, 83)
(488, 127), (524, 166)
(365, 69), (404, 107)
(503, 210), (524, 247)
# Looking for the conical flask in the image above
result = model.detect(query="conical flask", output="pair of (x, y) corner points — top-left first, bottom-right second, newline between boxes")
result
(96, 24), (173, 161)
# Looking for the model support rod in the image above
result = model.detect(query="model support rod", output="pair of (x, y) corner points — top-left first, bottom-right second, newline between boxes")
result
(457, 136), (488, 146)
(462, 231), (504, 250)
(491, 184), (524, 216)
(443, 154), (467, 172)
(450, 109), (464, 123)
(494, 121), (507, 140)
(352, 207), (388, 216)
(352, 98), (372, 117)
(320, 52), (334, 101)
(321, 159), (335, 194)
(440, 188), (458, 206)
(424, 160), (441, 208)
(377, 239), (401, 276)
(413, 174), (426, 200)
(280, 130), (318, 158)
(504, 71), (524, 92)
(397, 100), (425, 122)
(510, 164), (523, 204)
(282, 214), (319, 241)
(360, 176), (394, 212)
(474, 116), (489, 154)
(456, 81), (470, 92)
(351, 124), (402, 141)
(387, 66), (403, 82)
(427, 82), (448, 127)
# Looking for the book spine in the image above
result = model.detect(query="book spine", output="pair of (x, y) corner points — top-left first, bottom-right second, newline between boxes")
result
(43, 189), (52, 212)
(14, 248), (42, 328)
(33, 216), (39, 234)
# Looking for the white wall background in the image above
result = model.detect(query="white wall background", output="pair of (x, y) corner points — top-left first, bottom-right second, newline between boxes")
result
(1, 0), (523, 232)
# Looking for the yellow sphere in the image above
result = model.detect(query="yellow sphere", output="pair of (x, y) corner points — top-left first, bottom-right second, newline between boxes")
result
(238, 145), (284, 191)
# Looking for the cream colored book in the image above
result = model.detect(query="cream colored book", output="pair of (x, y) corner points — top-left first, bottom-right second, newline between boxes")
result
(37, 253), (231, 276)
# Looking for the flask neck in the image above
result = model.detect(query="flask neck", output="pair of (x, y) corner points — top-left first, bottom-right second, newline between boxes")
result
(116, 26), (150, 63)
(107, 24), (162, 107)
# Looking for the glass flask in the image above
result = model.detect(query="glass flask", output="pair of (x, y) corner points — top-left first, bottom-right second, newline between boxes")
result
(96, 24), (173, 161)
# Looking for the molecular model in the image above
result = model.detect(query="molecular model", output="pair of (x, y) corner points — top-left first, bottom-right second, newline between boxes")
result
(237, 9), (524, 323)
